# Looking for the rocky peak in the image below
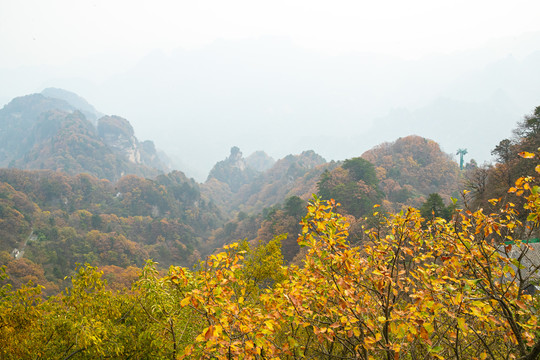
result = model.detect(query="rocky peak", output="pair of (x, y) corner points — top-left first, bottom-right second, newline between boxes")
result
(228, 146), (246, 171)
(206, 146), (258, 192)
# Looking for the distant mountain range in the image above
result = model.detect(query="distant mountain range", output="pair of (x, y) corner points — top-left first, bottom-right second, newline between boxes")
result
(3, 34), (538, 178)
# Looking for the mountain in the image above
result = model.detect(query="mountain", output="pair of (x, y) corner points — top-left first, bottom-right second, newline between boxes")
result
(204, 138), (462, 222)
(362, 135), (460, 211)
(206, 136), (463, 263)
(233, 150), (329, 212)
(0, 91), (168, 181)
(203, 148), (330, 217)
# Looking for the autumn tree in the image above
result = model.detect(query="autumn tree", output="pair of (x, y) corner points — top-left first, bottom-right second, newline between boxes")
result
(171, 153), (540, 359)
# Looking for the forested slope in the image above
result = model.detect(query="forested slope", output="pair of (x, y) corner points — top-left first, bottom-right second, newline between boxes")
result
(0, 169), (222, 295)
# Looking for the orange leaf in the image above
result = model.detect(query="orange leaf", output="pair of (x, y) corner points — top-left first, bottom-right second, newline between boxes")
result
(204, 325), (214, 341)
(420, 326), (429, 340)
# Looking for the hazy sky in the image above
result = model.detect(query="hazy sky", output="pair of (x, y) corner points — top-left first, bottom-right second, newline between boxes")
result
(2, 0), (540, 67)
(1, 1), (540, 180)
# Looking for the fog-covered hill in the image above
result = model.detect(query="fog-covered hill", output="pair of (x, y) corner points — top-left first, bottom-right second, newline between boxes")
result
(0, 91), (168, 181)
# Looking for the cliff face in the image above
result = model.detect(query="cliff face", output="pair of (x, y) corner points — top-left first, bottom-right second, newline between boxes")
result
(98, 116), (142, 164)
(140, 140), (168, 171)
(97, 115), (168, 172)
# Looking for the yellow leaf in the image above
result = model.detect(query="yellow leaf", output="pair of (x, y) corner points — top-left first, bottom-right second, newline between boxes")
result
(519, 151), (536, 158)
(183, 344), (193, 356)
(214, 325), (223, 336)
(372, 269), (384, 276)
(180, 297), (191, 307)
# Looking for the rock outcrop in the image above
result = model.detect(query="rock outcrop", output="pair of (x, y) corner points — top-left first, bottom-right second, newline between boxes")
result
(207, 146), (258, 192)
